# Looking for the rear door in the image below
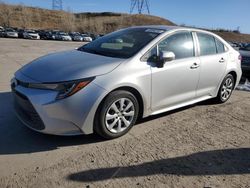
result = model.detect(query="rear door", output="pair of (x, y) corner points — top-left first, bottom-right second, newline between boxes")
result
(195, 32), (228, 97)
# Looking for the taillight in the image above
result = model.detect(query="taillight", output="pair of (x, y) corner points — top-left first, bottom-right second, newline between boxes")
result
(238, 55), (242, 62)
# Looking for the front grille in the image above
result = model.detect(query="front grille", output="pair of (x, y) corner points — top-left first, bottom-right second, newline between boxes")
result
(13, 90), (45, 131)
(242, 56), (250, 64)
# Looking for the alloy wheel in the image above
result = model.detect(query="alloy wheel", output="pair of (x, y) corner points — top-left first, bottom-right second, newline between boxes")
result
(221, 77), (233, 101)
(105, 98), (135, 133)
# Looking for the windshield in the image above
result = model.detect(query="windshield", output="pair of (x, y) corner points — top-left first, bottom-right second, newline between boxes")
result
(78, 28), (164, 58)
(243, 44), (250, 51)
(59, 32), (67, 35)
(6, 29), (15, 32)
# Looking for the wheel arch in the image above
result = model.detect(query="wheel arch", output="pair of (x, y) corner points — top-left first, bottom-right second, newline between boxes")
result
(214, 70), (238, 98)
(227, 71), (237, 89)
(111, 86), (144, 119)
(92, 85), (145, 137)
(95, 86), (145, 120)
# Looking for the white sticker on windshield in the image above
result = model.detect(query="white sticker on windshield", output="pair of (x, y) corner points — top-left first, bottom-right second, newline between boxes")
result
(145, 29), (164, 34)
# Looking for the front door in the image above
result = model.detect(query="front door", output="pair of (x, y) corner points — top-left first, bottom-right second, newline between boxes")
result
(143, 31), (200, 112)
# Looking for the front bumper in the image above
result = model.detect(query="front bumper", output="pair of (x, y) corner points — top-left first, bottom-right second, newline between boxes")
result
(242, 66), (250, 79)
(26, 35), (40, 39)
(12, 76), (106, 136)
(13, 90), (46, 131)
(62, 37), (72, 41)
(73, 38), (83, 41)
(6, 34), (18, 38)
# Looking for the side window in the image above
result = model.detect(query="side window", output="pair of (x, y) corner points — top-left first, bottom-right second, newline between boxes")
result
(143, 31), (194, 61)
(142, 46), (158, 62)
(197, 33), (217, 56)
(158, 32), (194, 59)
(215, 38), (225, 53)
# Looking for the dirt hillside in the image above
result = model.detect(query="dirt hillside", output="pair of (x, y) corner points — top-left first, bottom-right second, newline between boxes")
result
(0, 3), (174, 33)
(0, 3), (250, 42)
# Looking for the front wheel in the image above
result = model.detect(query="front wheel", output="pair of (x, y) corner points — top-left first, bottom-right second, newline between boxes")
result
(94, 90), (139, 139)
(215, 74), (235, 103)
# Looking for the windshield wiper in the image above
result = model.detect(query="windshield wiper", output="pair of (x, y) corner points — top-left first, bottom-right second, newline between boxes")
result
(78, 47), (122, 58)
(78, 47), (105, 56)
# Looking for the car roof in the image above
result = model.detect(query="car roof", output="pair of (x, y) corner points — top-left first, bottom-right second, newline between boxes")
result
(128, 25), (181, 31)
(128, 25), (214, 34)
(129, 25), (229, 42)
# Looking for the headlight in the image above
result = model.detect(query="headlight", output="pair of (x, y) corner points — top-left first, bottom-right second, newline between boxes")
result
(28, 78), (94, 100)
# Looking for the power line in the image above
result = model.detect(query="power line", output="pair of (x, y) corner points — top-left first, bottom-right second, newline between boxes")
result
(130, 0), (150, 14)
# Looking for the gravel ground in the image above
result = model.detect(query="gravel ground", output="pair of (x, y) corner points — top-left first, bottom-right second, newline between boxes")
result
(0, 38), (249, 188)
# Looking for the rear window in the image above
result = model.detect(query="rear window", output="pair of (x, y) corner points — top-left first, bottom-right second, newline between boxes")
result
(215, 38), (225, 53)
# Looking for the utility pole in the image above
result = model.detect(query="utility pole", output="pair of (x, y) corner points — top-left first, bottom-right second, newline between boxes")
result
(130, 0), (150, 14)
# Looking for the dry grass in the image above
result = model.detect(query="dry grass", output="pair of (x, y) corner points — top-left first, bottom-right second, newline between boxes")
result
(0, 3), (250, 42)
(74, 13), (175, 34)
(213, 31), (250, 43)
(0, 3), (174, 33)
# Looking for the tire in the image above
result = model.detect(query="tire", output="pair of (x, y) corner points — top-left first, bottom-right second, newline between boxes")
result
(94, 90), (139, 139)
(215, 74), (235, 103)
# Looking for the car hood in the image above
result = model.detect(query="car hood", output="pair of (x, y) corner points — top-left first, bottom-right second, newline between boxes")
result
(239, 50), (250, 57)
(17, 50), (124, 83)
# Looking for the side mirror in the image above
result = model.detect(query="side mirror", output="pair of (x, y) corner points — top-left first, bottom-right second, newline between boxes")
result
(157, 51), (175, 68)
(160, 51), (175, 62)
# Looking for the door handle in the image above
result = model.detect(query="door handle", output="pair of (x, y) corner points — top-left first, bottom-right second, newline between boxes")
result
(219, 58), (225, 63)
(190, 63), (200, 69)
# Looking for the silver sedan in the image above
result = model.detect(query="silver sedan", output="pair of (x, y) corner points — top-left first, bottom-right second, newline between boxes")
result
(12, 26), (242, 139)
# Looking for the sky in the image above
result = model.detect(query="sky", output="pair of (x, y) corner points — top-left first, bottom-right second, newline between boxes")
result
(4, 0), (250, 34)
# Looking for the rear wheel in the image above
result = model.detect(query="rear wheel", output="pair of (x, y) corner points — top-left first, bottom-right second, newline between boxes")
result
(94, 90), (139, 139)
(215, 74), (235, 103)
